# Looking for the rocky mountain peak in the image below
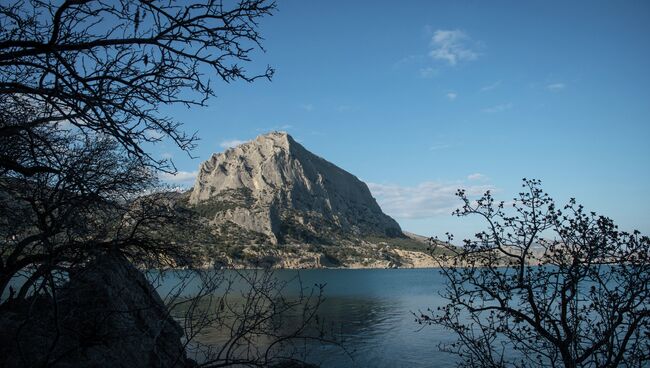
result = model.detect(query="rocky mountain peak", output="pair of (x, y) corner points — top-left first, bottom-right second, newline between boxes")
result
(254, 130), (293, 148)
(217, 131), (293, 158)
(189, 131), (402, 244)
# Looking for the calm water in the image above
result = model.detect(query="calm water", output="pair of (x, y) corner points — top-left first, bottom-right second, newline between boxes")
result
(6, 265), (634, 367)
(154, 268), (459, 368)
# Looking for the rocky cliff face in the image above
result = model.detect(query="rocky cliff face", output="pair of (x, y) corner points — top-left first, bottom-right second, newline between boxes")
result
(189, 132), (402, 244)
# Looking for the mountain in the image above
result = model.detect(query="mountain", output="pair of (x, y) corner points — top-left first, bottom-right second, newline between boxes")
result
(189, 132), (403, 245)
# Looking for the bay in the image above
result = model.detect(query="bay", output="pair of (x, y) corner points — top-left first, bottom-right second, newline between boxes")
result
(153, 268), (459, 368)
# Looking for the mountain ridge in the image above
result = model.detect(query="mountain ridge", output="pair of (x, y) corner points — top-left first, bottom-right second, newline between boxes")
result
(188, 131), (403, 245)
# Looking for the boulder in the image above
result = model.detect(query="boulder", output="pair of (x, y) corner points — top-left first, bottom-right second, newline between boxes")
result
(0, 254), (191, 367)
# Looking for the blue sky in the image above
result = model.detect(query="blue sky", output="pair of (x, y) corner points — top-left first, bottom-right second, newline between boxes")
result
(158, 0), (650, 240)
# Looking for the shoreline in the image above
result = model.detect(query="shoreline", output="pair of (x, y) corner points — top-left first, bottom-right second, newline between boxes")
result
(151, 264), (447, 271)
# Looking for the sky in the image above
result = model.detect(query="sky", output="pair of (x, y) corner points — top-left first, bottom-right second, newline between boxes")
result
(157, 0), (650, 240)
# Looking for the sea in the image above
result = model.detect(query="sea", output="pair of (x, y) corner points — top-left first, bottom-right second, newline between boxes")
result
(152, 268), (460, 368)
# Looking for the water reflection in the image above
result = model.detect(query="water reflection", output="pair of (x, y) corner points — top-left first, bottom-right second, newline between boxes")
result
(154, 269), (459, 368)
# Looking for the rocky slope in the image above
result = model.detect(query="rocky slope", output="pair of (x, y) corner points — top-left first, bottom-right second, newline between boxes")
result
(189, 132), (403, 245)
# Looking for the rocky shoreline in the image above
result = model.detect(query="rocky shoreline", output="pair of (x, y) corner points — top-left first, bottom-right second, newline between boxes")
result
(191, 245), (447, 270)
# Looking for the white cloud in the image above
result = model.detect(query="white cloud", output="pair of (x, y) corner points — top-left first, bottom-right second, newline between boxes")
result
(546, 83), (566, 91)
(429, 29), (479, 66)
(160, 152), (173, 159)
(482, 102), (513, 113)
(467, 173), (488, 181)
(144, 129), (165, 140)
(368, 181), (494, 219)
(446, 92), (458, 101)
(219, 139), (248, 149)
(300, 104), (314, 112)
(480, 80), (501, 92)
(159, 170), (197, 186)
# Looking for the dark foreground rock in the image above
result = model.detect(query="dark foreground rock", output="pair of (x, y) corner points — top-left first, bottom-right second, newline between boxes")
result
(0, 254), (192, 367)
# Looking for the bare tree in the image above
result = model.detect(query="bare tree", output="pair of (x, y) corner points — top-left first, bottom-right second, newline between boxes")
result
(0, 120), (207, 300)
(0, 2), (344, 367)
(420, 179), (649, 368)
(0, 0), (275, 173)
(1, 0), (276, 299)
(161, 269), (341, 367)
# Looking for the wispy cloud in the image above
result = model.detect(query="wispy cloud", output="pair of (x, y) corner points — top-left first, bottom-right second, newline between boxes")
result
(219, 139), (248, 149)
(278, 124), (292, 130)
(336, 105), (356, 112)
(419, 67), (438, 78)
(546, 83), (566, 91)
(159, 170), (197, 186)
(482, 103), (513, 113)
(144, 129), (165, 140)
(480, 80), (501, 92)
(429, 143), (452, 151)
(368, 181), (494, 219)
(429, 29), (479, 66)
(446, 92), (458, 101)
(256, 124), (293, 133)
(467, 173), (488, 181)
(300, 104), (314, 112)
